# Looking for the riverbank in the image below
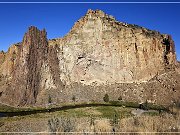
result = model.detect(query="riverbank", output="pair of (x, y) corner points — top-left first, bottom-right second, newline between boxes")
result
(0, 101), (168, 117)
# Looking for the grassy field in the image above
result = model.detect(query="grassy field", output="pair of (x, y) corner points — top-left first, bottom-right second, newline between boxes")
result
(1, 105), (179, 133)
(0, 100), (168, 113)
(0, 106), (134, 122)
(0, 103), (18, 112)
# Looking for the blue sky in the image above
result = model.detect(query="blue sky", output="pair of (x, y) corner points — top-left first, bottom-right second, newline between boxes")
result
(0, 3), (180, 60)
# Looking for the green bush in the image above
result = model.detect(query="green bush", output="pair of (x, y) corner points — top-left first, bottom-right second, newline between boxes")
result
(140, 100), (164, 111)
(141, 100), (149, 110)
(103, 94), (109, 102)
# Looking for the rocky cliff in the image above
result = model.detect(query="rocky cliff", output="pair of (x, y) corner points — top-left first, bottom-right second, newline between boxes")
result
(0, 9), (179, 107)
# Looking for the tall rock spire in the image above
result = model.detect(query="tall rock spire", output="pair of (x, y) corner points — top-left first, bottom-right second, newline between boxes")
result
(1, 26), (49, 106)
(22, 26), (48, 105)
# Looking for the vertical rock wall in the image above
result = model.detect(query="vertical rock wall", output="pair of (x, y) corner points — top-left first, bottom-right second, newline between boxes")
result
(50, 9), (176, 85)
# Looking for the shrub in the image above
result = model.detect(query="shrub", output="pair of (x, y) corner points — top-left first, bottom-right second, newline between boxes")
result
(112, 112), (118, 125)
(103, 94), (109, 102)
(48, 117), (75, 132)
(141, 100), (149, 110)
(48, 117), (59, 132)
(48, 95), (52, 104)
(118, 96), (122, 101)
(72, 95), (76, 102)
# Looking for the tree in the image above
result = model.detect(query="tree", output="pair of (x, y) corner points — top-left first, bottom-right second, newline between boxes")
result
(72, 95), (76, 102)
(142, 100), (149, 110)
(118, 96), (122, 101)
(103, 94), (109, 102)
(48, 95), (52, 104)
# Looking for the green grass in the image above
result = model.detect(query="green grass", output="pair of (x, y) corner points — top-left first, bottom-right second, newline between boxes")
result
(0, 104), (18, 112)
(143, 111), (160, 116)
(55, 108), (91, 118)
(0, 101), (169, 116)
(0, 106), (133, 123)
(96, 106), (116, 118)
(109, 100), (140, 108)
(0, 103), (55, 113)
(0, 105), (165, 124)
(96, 106), (133, 119)
(55, 106), (122, 118)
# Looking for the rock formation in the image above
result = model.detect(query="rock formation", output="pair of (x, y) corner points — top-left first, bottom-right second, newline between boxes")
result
(0, 9), (179, 107)
(0, 27), (49, 105)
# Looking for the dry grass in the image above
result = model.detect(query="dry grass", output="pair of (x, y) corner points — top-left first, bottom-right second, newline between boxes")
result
(94, 119), (112, 132)
(117, 113), (180, 134)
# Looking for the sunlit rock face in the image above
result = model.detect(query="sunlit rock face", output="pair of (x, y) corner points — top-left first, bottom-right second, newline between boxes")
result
(50, 9), (176, 85)
(0, 9), (178, 106)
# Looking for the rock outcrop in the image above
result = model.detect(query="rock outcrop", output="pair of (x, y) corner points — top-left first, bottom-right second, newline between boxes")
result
(0, 9), (179, 106)
(0, 27), (50, 105)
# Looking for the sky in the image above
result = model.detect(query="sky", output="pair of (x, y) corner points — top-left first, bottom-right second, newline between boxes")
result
(0, 2), (180, 60)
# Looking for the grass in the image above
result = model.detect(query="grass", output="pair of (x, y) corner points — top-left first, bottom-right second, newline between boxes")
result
(0, 100), (167, 126)
(0, 101), (169, 118)
(0, 104), (18, 112)
(109, 100), (140, 108)
(55, 108), (91, 118)
(53, 106), (133, 119)
(143, 111), (160, 116)
(0, 102), (57, 113)
(0, 106), (133, 123)
(1, 109), (178, 133)
(96, 106), (133, 119)
(0, 102), (178, 133)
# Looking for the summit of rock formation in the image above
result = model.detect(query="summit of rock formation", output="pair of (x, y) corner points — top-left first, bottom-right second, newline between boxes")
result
(0, 9), (179, 107)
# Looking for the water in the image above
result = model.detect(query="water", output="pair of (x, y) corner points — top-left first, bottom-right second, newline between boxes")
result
(0, 113), (6, 117)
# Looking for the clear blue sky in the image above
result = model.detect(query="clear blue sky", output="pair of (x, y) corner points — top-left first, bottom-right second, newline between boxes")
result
(0, 3), (180, 60)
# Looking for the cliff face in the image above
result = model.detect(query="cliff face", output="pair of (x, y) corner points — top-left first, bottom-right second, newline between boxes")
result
(0, 9), (179, 106)
(49, 9), (176, 84)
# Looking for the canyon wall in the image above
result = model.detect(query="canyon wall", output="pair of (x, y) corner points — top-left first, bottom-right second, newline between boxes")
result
(0, 9), (179, 106)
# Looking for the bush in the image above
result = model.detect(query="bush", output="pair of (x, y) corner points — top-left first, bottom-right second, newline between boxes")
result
(118, 96), (122, 101)
(141, 100), (149, 110)
(48, 117), (75, 132)
(103, 94), (109, 102)
(48, 95), (52, 104)
(112, 111), (118, 125)
(72, 95), (76, 102)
